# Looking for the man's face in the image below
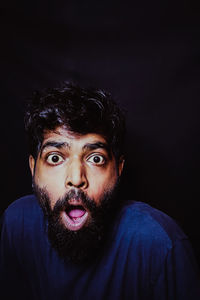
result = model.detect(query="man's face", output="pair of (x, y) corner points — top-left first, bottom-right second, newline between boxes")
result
(30, 126), (124, 261)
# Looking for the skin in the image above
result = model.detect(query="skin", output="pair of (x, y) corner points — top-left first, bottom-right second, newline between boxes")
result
(29, 126), (124, 229)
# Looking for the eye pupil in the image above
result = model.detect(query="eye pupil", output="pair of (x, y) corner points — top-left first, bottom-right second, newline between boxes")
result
(93, 156), (101, 163)
(52, 155), (59, 163)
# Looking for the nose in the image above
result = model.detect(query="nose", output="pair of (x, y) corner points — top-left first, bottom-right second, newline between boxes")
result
(65, 158), (88, 189)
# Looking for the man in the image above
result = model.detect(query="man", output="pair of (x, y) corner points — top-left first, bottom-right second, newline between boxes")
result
(0, 82), (200, 299)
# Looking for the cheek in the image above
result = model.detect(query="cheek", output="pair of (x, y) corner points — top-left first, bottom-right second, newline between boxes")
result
(34, 166), (66, 206)
(88, 167), (118, 203)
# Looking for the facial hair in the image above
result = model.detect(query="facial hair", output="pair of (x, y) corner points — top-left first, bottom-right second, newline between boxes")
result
(33, 181), (121, 264)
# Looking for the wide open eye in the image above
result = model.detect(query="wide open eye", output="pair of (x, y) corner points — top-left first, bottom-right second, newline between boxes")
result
(46, 154), (64, 165)
(87, 154), (105, 165)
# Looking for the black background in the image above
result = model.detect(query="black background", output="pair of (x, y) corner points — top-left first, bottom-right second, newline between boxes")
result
(1, 1), (200, 264)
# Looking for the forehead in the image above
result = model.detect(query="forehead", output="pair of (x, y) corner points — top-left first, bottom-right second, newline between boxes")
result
(41, 127), (108, 150)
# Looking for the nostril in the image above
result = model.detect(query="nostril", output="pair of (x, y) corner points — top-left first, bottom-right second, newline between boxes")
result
(78, 182), (85, 188)
(66, 180), (86, 188)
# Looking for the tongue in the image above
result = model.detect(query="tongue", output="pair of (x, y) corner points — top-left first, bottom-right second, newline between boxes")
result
(68, 209), (85, 218)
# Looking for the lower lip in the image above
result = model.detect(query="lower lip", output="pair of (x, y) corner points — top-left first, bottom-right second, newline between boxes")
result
(60, 210), (89, 231)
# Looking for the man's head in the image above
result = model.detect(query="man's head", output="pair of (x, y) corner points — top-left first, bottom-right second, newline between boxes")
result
(25, 82), (126, 262)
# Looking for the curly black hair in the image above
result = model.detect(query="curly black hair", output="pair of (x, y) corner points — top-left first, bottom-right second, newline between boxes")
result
(24, 82), (126, 161)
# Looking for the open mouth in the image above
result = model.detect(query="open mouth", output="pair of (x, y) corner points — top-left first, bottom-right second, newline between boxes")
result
(61, 205), (89, 231)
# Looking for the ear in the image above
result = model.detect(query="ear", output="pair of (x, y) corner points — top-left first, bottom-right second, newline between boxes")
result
(29, 155), (35, 177)
(118, 156), (125, 176)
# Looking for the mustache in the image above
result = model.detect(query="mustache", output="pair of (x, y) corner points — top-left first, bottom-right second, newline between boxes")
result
(32, 182), (97, 216)
(53, 189), (97, 214)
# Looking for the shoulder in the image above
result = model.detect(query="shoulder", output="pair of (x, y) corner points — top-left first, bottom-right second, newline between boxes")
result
(4, 194), (40, 214)
(2, 194), (42, 228)
(6, 194), (39, 210)
(117, 201), (187, 251)
(1, 195), (47, 265)
(113, 201), (195, 285)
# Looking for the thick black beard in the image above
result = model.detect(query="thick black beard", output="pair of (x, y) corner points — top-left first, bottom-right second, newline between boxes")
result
(33, 182), (121, 264)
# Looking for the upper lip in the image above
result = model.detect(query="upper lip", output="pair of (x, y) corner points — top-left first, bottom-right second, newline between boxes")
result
(66, 199), (86, 212)
(68, 198), (84, 205)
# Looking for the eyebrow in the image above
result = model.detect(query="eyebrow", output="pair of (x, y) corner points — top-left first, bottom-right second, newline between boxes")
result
(40, 141), (69, 156)
(82, 142), (108, 151)
(40, 140), (111, 157)
(82, 142), (111, 157)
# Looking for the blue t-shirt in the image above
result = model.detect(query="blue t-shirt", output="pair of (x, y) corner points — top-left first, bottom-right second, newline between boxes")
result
(1, 195), (200, 299)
